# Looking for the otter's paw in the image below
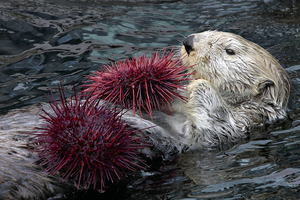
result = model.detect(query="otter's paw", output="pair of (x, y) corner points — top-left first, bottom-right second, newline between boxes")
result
(183, 79), (249, 144)
(186, 79), (226, 111)
(186, 79), (214, 93)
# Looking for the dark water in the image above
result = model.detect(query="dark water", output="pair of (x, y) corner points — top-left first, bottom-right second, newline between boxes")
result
(1, 0), (300, 199)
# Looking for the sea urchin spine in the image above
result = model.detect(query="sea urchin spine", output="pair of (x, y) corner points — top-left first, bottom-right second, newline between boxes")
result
(32, 85), (148, 190)
(83, 48), (192, 119)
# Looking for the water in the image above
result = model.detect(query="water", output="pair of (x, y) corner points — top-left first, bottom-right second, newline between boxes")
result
(0, 0), (300, 199)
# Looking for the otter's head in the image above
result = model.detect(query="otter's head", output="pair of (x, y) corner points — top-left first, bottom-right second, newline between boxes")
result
(181, 31), (290, 109)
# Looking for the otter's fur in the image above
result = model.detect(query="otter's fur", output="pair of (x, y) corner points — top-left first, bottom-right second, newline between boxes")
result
(0, 103), (74, 200)
(0, 31), (291, 198)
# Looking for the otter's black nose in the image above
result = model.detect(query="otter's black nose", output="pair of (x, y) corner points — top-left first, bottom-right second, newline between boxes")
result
(183, 35), (195, 55)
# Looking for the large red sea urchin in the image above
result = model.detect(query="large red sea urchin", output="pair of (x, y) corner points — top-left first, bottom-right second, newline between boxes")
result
(32, 86), (148, 190)
(83, 48), (192, 119)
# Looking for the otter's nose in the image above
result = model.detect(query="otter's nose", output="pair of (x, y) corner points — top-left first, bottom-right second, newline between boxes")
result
(183, 35), (195, 55)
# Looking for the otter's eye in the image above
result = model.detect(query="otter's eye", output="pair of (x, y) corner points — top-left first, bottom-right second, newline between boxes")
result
(226, 49), (235, 55)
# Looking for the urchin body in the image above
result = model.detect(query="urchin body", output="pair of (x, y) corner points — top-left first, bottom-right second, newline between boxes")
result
(34, 88), (148, 191)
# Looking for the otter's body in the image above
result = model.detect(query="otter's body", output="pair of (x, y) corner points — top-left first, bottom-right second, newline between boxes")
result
(0, 31), (290, 198)
(124, 31), (290, 153)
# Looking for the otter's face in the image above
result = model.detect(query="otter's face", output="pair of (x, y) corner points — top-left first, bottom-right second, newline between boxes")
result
(180, 30), (290, 110)
(180, 31), (276, 89)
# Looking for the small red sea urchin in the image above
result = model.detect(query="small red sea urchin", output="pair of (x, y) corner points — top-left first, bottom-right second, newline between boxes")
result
(33, 85), (148, 190)
(83, 48), (192, 119)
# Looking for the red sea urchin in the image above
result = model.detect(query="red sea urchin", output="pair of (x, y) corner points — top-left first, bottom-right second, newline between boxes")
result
(33, 86), (148, 190)
(83, 48), (192, 119)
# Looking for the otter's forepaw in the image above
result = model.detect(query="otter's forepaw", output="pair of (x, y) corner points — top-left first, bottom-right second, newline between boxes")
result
(186, 79), (226, 112)
(183, 79), (251, 145)
(186, 79), (214, 94)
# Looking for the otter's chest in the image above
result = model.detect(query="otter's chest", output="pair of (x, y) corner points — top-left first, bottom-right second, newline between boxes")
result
(219, 89), (253, 108)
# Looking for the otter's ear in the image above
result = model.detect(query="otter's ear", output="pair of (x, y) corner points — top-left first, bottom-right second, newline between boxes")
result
(258, 80), (274, 93)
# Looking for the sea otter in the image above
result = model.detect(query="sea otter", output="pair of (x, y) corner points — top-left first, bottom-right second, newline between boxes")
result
(123, 31), (290, 154)
(0, 31), (290, 199)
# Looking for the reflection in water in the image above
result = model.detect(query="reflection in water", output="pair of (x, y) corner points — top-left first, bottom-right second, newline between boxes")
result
(0, 0), (300, 199)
